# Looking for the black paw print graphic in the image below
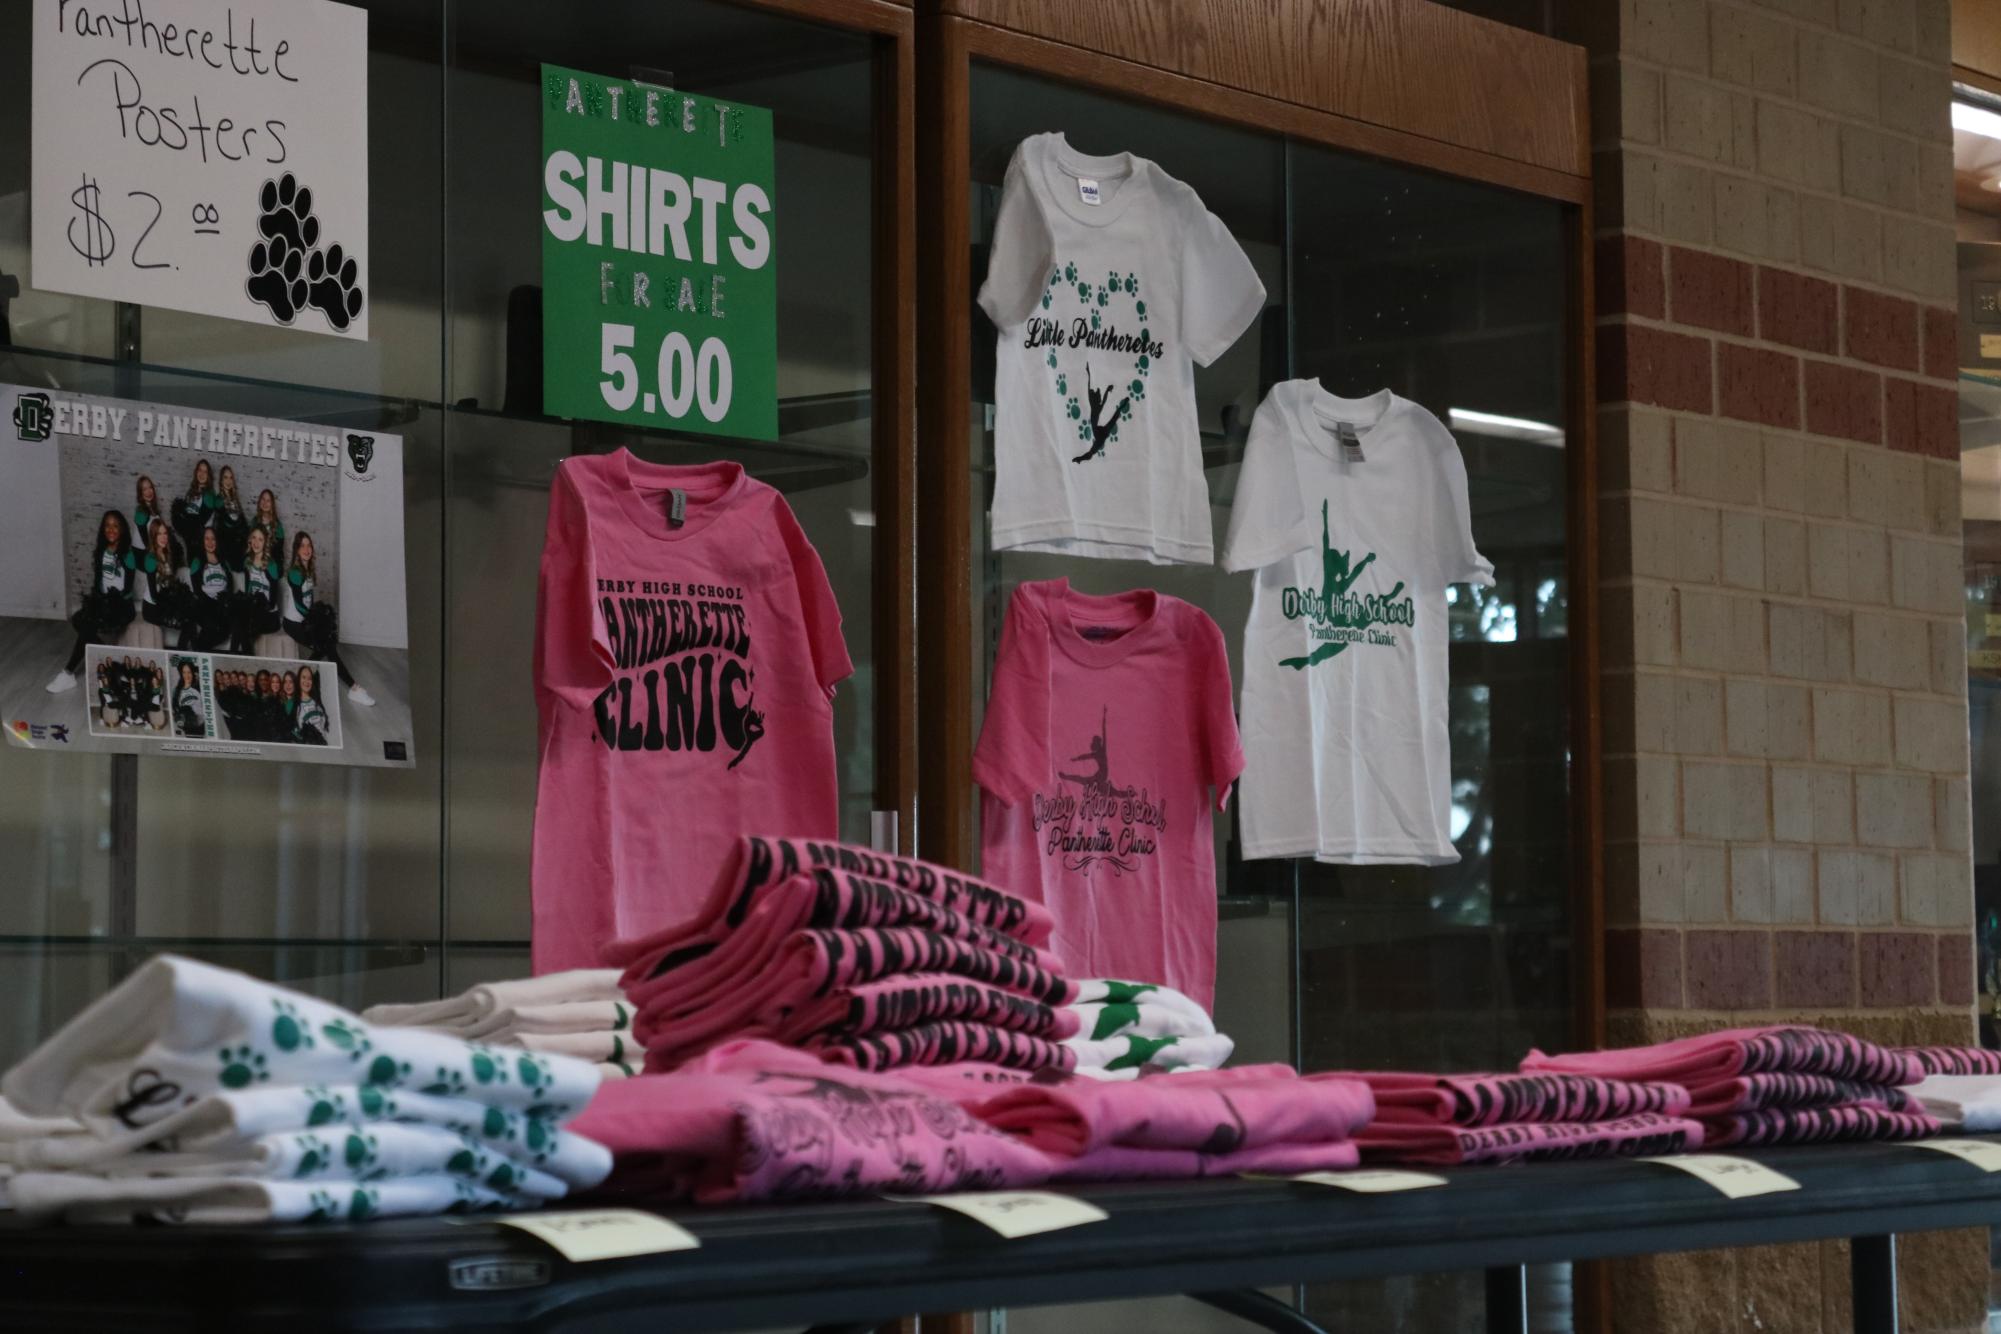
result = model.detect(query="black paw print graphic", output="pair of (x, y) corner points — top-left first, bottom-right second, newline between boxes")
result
(245, 232), (307, 325)
(245, 173), (366, 333)
(306, 244), (364, 332)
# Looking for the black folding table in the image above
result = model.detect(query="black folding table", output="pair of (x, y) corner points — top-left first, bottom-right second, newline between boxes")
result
(2, 1137), (1995, 1333)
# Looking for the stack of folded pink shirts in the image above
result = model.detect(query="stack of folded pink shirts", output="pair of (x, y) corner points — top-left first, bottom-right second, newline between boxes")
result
(610, 838), (1086, 1077)
(1521, 1026), (1937, 1149)
(1342, 1070), (1703, 1166)
(569, 1040), (1374, 1202)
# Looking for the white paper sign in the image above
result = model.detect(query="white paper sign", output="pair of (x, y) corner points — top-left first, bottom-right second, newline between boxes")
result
(33, 0), (370, 337)
(1285, 1169), (1449, 1194)
(1908, 1138), (2001, 1172)
(887, 1190), (1109, 1239)
(1642, 1154), (1801, 1199)
(497, 1209), (701, 1263)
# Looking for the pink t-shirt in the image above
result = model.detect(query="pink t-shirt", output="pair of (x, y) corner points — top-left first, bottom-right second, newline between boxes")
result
(531, 450), (852, 973)
(974, 579), (1244, 1007)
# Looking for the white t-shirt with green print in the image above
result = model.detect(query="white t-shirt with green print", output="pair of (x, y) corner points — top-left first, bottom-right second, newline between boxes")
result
(979, 132), (1265, 565)
(1222, 384), (1494, 866)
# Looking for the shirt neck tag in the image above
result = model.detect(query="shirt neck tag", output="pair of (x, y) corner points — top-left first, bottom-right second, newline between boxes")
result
(1077, 177), (1102, 206)
(668, 488), (687, 527)
(1335, 422), (1365, 463)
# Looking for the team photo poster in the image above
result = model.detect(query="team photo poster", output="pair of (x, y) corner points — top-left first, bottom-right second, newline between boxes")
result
(1, 384), (411, 767)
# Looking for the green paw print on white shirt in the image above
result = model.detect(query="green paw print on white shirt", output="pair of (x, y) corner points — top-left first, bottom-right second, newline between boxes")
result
(270, 998), (316, 1053)
(343, 1132), (381, 1177)
(422, 1067), (468, 1097)
(318, 1018), (373, 1061)
(303, 1087), (346, 1126)
(290, 1133), (332, 1178)
(218, 1045), (269, 1088)
(305, 1189), (341, 1221)
(481, 1106), (518, 1143)
(446, 1141), (491, 1180)
(364, 1055), (411, 1088)
(357, 1086), (398, 1119)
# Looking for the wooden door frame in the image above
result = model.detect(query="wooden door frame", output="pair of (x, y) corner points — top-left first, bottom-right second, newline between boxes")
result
(913, 0), (1603, 1050)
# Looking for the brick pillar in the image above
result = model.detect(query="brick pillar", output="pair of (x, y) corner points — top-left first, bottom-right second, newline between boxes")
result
(1583, 0), (1980, 1330)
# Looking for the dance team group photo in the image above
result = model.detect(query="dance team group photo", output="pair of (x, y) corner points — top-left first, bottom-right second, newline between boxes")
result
(0, 386), (413, 768)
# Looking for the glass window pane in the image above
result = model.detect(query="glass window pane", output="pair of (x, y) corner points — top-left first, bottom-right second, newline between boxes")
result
(442, 0), (880, 951)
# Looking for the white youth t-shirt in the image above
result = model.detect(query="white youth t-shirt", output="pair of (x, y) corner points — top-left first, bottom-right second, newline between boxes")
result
(978, 133), (1265, 565)
(1221, 384), (1494, 865)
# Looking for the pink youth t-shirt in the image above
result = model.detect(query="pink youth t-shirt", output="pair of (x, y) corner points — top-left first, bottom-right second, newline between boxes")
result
(974, 579), (1243, 1007)
(531, 450), (852, 973)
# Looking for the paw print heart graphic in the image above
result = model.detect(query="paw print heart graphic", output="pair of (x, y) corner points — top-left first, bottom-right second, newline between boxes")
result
(1031, 262), (1155, 465)
(245, 174), (366, 334)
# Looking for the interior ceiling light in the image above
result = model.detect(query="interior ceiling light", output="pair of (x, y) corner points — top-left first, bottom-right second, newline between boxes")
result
(1954, 99), (2001, 140)
(1448, 407), (1564, 445)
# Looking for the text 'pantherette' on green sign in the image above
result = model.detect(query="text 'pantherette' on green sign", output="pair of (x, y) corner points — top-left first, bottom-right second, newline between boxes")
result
(540, 64), (777, 440)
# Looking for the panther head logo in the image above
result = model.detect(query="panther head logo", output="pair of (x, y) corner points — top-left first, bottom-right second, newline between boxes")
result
(345, 434), (375, 475)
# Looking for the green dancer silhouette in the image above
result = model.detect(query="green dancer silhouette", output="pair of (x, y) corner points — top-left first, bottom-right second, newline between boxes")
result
(1279, 499), (1400, 670)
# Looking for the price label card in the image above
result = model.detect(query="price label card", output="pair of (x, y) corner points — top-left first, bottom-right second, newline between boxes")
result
(1909, 1138), (2001, 1172)
(497, 1209), (701, 1263)
(1642, 1154), (1801, 1199)
(887, 1190), (1109, 1239)
(1283, 1169), (1448, 1194)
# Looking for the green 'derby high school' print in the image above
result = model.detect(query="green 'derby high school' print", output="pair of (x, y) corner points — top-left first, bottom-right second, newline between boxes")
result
(1279, 500), (1415, 670)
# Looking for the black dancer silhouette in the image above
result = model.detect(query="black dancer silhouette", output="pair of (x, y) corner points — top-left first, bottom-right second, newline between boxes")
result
(1058, 706), (1135, 799)
(1072, 365), (1130, 464)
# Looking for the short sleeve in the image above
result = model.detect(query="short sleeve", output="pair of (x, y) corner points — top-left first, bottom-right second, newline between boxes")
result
(1179, 206), (1265, 367)
(976, 146), (1054, 331)
(1425, 413), (1495, 589)
(1220, 389), (1312, 573)
(771, 497), (853, 696)
(534, 464), (613, 705)
(1193, 613), (1245, 809)
(972, 586), (1048, 807)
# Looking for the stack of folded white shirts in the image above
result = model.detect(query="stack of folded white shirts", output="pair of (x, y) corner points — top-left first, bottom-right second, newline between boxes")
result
(0, 956), (611, 1224)
(364, 969), (637, 1079)
(1061, 979), (1235, 1080)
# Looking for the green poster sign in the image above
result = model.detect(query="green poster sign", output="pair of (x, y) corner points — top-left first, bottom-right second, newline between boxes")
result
(540, 64), (777, 439)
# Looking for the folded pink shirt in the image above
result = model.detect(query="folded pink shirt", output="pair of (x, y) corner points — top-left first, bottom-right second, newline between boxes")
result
(1901, 1046), (2001, 1077)
(1704, 1102), (1939, 1149)
(1521, 1026), (1921, 1091)
(1357, 1112), (1705, 1167)
(816, 1021), (1075, 1073)
(609, 837), (1054, 976)
(572, 1040), (1052, 1202)
(977, 1068), (1373, 1158)
(1687, 1073), (1919, 1118)
(1352, 1071), (1690, 1128)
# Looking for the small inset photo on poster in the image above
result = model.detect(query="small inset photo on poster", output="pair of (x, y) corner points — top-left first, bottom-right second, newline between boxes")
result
(82, 647), (170, 738)
(209, 654), (343, 750)
(167, 654), (213, 739)
(0, 384), (413, 768)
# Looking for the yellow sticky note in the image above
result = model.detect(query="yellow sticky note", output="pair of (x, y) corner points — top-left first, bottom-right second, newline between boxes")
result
(1642, 1154), (1800, 1198)
(497, 1209), (701, 1262)
(1909, 1138), (2001, 1172)
(1286, 1169), (1448, 1193)
(888, 1190), (1109, 1238)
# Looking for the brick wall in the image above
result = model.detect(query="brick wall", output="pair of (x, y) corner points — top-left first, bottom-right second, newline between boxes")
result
(1583, 0), (1979, 1329)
